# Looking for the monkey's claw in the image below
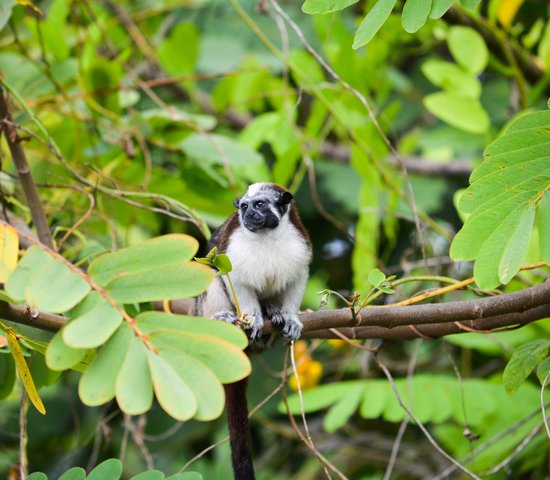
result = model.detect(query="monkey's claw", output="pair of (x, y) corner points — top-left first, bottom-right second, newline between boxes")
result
(247, 313), (264, 342)
(213, 310), (239, 325)
(281, 314), (303, 341)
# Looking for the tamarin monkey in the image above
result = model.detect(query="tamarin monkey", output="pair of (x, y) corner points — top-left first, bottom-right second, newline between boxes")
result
(195, 182), (312, 480)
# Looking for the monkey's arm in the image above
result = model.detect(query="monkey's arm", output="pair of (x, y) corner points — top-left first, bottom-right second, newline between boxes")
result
(233, 283), (264, 341)
(266, 271), (308, 340)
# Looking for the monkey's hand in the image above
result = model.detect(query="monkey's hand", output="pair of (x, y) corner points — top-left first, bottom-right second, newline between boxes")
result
(266, 305), (303, 341)
(244, 309), (264, 342)
(213, 310), (239, 325)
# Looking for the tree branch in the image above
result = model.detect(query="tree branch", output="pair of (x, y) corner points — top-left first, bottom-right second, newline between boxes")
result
(3, 280), (549, 341)
(0, 89), (54, 248)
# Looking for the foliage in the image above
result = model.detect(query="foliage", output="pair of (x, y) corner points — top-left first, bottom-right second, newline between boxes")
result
(28, 458), (202, 480)
(450, 108), (550, 289)
(0, 0), (548, 478)
(1, 233), (250, 421)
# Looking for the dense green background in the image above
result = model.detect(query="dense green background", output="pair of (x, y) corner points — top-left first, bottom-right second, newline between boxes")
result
(0, 0), (549, 478)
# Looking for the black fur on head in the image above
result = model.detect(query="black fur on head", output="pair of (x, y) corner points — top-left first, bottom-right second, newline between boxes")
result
(235, 183), (293, 233)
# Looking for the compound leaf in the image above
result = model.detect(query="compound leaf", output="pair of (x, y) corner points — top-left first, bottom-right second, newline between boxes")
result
(503, 340), (550, 394)
(450, 108), (550, 288)
(302, 0), (359, 14)
(62, 292), (122, 349)
(79, 323), (132, 406)
(352, 0), (397, 49)
(6, 246), (90, 313)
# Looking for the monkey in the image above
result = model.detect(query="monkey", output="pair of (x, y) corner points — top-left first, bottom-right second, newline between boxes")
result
(195, 182), (312, 480)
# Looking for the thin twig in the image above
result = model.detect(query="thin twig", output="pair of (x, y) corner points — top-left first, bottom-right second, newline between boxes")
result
(375, 355), (481, 479)
(383, 340), (421, 480)
(541, 369), (550, 439)
(19, 391), (29, 479)
(289, 341), (314, 445)
(433, 403), (550, 479)
(281, 348), (348, 479)
(477, 422), (543, 476)
(269, 0), (428, 265)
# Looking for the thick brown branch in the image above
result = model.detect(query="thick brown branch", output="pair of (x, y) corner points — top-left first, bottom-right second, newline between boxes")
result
(303, 305), (550, 340)
(0, 302), (66, 332)
(0, 89), (54, 248)
(298, 279), (550, 332)
(3, 281), (549, 341)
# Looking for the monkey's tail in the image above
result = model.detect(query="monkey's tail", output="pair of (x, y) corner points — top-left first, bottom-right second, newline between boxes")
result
(224, 378), (256, 480)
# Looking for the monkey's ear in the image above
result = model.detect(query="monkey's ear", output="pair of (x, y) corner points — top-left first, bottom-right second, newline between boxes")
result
(233, 198), (240, 208)
(279, 191), (293, 205)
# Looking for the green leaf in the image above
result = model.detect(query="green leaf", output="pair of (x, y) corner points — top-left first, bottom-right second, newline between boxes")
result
(421, 59), (481, 98)
(280, 381), (363, 413)
(367, 268), (386, 286)
(497, 203), (536, 283)
(0, 1), (14, 33)
(27, 474), (47, 480)
(115, 338), (153, 415)
(6, 246), (91, 313)
(352, 0), (397, 49)
(45, 330), (87, 371)
(450, 108), (550, 287)
(137, 312), (248, 349)
(87, 459), (123, 480)
(447, 26), (488, 74)
(158, 23), (199, 76)
(180, 134), (269, 184)
(82, 57), (123, 114)
(89, 234), (200, 286)
(147, 350), (197, 421)
(324, 383), (362, 432)
(213, 253), (232, 274)
(351, 166), (381, 292)
(106, 262), (213, 303)
(58, 467), (86, 480)
(0, 352), (15, 399)
(7, 330), (46, 414)
(402, 0), (432, 33)
(429, 0), (455, 18)
(460, 0), (481, 9)
(79, 324), (133, 406)
(149, 331), (251, 383)
(160, 348), (225, 420)
(167, 474), (203, 480)
(469, 202), (535, 288)
(130, 470), (165, 480)
(536, 356), (550, 385)
(359, 382), (387, 418)
(39, 0), (71, 61)
(503, 340), (550, 394)
(302, 0), (359, 14)
(537, 191), (550, 264)
(62, 293), (122, 348)
(424, 92), (490, 134)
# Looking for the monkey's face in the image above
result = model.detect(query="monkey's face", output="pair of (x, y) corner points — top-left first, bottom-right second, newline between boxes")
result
(234, 183), (293, 233)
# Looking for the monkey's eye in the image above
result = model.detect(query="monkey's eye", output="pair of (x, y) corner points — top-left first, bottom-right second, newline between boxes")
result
(254, 201), (264, 209)
(241, 203), (248, 210)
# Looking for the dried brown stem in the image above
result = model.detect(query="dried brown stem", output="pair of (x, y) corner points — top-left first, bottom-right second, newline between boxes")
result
(0, 90), (53, 248)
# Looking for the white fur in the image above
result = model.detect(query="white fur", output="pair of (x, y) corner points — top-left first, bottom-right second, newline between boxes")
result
(226, 214), (310, 298)
(198, 188), (311, 341)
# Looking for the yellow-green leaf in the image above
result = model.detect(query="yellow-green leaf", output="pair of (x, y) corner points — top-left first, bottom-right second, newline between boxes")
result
(7, 331), (45, 415)
(0, 223), (19, 283)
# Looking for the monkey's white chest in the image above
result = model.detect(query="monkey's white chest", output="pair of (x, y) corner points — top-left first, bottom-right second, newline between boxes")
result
(226, 225), (310, 297)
